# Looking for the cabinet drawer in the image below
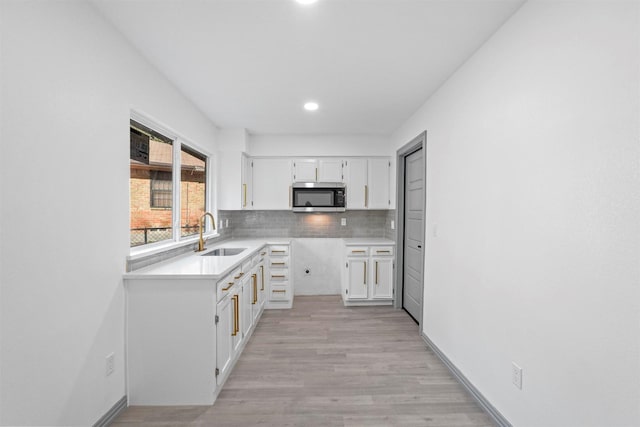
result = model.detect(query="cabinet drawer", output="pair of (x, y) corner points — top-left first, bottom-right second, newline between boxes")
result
(270, 269), (289, 281)
(346, 246), (369, 257)
(269, 245), (289, 256)
(269, 257), (289, 269)
(270, 284), (289, 301)
(217, 274), (237, 300)
(371, 246), (394, 256)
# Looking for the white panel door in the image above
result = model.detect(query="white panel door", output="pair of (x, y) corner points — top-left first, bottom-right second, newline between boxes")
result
(368, 158), (390, 209)
(347, 258), (368, 299)
(345, 159), (367, 209)
(242, 153), (252, 210)
(371, 257), (393, 299)
(252, 158), (292, 209)
(216, 294), (233, 384)
(293, 159), (318, 182)
(318, 159), (344, 182)
(403, 148), (424, 322)
(241, 275), (253, 337)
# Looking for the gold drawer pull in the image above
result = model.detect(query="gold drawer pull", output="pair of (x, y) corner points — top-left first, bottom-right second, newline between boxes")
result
(375, 261), (378, 285)
(271, 250), (286, 253)
(271, 262), (285, 266)
(222, 282), (234, 291)
(271, 275), (286, 278)
(261, 252), (267, 256)
(364, 262), (367, 285)
(252, 274), (258, 304)
(352, 250), (366, 253)
(376, 250), (391, 254)
(272, 290), (287, 293)
(232, 295), (239, 336)
(260, 265), (265, 290)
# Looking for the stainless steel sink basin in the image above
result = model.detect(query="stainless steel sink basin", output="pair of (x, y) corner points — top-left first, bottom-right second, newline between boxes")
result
(200, 247), (246, 256)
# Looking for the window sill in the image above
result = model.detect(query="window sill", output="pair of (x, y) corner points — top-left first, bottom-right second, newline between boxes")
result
(128, 232), (221, 261)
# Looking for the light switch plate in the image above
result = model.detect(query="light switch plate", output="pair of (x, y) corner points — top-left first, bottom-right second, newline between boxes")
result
(341, 218), (347, 226)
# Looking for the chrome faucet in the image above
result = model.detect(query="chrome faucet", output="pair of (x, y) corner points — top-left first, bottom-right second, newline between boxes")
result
(196, 212), (216, 252)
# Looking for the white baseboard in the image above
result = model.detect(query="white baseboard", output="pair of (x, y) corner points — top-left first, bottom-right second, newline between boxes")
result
(421, 332), (512, 427)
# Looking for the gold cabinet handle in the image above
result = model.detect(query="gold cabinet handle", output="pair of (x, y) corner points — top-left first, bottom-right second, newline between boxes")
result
(315, 167), (318, 181)
(231, 295), (239, 336)
(222, 282), (234, 291)
(252, 274), (257, 304)
(261, 252), (267, 256)
(376, 250), (391, 254)
(271, 262), (285, 266)
(365, 185), (368, 208)
(364, 262), (367, 286)
(375, 261), (378, 285)
(271, 250), (286, 253)
(272, 290), (286, 293)
(289, 185), (292, 208)
(243, 183), (247, 207)
(260, 266), (265, 290)
(271, 274), (285, 278)
(351, 250), (365, 254)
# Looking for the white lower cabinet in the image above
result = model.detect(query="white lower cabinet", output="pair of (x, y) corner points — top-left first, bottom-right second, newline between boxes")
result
(125, 245), (271, 406)
(342, 241), (395, 306)
(266, 243), (294, 308)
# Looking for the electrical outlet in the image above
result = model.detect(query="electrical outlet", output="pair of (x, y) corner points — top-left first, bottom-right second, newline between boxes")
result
(225, 219), (229, 227)
(512, 362), (522, 390)
(391, 220), (395, 230)
(341, 218), (347, 226)
(219, 220), (223, 229)
(106, 353), (115, 377)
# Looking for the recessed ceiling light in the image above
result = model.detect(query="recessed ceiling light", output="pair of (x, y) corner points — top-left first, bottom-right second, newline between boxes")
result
(296, 0), (318, 5)
(304, 102), (319, 111)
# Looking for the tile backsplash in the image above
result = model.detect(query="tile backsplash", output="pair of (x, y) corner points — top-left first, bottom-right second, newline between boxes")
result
(128, 210), (396, 271)
(220, 210), (396, 239)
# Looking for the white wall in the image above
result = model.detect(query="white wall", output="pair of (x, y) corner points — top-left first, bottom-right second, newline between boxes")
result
(392, 1), (639, 426)
(0, 1), (218, 425)
(249, 134), (391, 157)
(293, 239), (343, 295)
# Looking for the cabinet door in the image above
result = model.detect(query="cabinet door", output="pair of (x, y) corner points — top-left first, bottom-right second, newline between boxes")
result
(258, 263), (266, 311)
(241, 275), (253, 336)
(368, 159), (391, 209)
(371, 257), (393, 299)
(345, 159), (367, 209)
(293, 159), (318, 182)
(252, 158), (292, 209)
(216, 294), (233, 384)
(242, 154), (252, 210)
(251, 271), (261, 323)
(346, 258), (368, 299)
(231, 288), (242, 353)
(318, 159), (344, 182)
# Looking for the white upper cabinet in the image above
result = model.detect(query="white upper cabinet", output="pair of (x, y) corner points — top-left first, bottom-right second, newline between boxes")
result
(251, 158), (292, 210)
(345, 159), (367, 210)
(218, 151), (251, 210)
(292, 158), (344, 182)
(292, 159), (318, 182)
(242, 153), (252, 210)
(367, 158), (391, 209)
(344, 158), (391, 210)
(317, 159), (344, 182)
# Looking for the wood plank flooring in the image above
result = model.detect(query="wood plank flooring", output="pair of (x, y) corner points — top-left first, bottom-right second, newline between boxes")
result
(112, 295), (495, 427)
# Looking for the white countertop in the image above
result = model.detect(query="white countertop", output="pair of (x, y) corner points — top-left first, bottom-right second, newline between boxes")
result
(342, 238), (395, 245)
(124, 238), (291, 280)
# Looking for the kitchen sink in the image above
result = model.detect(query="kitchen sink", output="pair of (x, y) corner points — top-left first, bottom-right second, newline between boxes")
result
(200, 247), (246, 256)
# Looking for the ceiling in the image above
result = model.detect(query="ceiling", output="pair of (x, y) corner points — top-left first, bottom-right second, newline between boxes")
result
(93, 0), (525, 136)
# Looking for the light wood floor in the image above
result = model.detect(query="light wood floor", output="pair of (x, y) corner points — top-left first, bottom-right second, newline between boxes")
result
(112, 295), (495, 427)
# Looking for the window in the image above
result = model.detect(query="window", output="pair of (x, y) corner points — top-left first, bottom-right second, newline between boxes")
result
(150, 171), (172, 208)
(130, 118), (211, 248)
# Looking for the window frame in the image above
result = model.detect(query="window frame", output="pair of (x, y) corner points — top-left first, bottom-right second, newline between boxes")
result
(129, 111), (217, 256)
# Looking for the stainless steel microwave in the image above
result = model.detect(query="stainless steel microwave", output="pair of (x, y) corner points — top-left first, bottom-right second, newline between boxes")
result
(292, 182), (346, 212)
